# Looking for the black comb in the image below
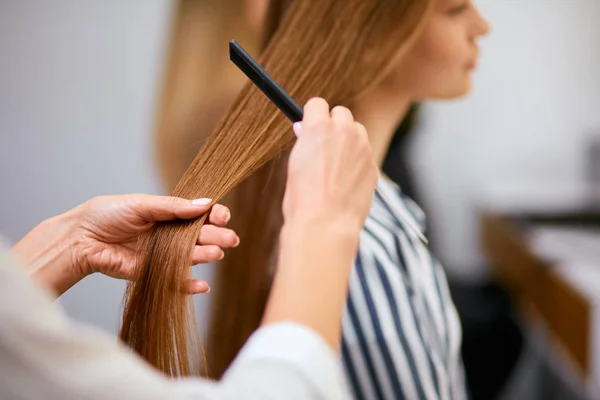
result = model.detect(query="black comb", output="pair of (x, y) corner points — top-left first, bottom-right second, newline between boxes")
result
(229, 40), (303, 122)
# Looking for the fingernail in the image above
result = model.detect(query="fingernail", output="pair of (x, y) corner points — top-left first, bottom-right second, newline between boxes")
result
(225, 210), (231, 224)
(197, 281), (209, 293)
(293, 122), (302, 136)
(218, 251), (225, 260)
(192, 198), (212, 206)
(233, 236), (240, 247)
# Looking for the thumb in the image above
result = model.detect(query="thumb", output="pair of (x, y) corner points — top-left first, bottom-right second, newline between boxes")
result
(133, 194), (213, 222)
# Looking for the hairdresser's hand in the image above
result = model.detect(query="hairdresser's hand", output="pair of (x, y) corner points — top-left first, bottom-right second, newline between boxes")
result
(13, 194), (239, 297)
(265, 98), (378, 349)
(284, 98), (378, 232)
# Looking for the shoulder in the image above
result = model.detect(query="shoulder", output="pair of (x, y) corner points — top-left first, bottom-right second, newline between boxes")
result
(377, 176), (426, 227)
(363, 176), (427, 245)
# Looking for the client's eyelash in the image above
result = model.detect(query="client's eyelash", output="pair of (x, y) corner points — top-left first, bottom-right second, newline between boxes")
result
(449, 2), (468, 15)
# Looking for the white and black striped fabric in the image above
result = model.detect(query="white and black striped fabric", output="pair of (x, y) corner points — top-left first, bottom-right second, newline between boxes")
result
(341, 177), (467, 400)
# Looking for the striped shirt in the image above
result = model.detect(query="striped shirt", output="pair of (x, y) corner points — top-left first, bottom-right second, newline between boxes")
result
(341, 177), (467, 400)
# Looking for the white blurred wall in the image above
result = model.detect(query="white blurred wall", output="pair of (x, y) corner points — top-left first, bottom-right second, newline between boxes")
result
(0, 0), (177, 333)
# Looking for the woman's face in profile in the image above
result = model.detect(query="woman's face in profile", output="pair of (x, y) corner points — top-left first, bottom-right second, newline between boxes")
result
(388, 0), (491, 100)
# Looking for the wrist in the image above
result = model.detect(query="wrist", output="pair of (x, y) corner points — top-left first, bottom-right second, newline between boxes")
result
(263, 217), (362, 350)
(279, 219), (360, 271)
(279, 217), (362, 277)
(11, 207), (86, 297)
(282, 214), (362, 244)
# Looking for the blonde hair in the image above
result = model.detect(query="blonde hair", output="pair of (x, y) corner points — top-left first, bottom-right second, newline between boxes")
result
(154, 0), (265, 191)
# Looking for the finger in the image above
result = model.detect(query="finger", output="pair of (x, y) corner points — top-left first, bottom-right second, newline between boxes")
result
(207, 204), (231, 227)
(303, 97), (330, 129)
(354, 122), (370, 144)
(198, 225), (239, 248)
(330, 105), (354, 123)
(132, 194), (214, 222)
(355, 121), (367, 137)
(191, 245), (224, 264)
(181, 279), (210, 295)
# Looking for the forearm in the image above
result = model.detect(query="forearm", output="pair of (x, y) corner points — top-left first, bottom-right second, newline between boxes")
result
(11, 208), (84, 298)
(262, 220), (359, 350)
(0, 251), (348, 399)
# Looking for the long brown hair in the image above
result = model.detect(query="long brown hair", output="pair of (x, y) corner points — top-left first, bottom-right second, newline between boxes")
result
(121, 0), (432, 379)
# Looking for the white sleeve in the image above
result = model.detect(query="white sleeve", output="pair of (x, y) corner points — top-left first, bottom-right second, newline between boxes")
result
(0, 251), (350, 400)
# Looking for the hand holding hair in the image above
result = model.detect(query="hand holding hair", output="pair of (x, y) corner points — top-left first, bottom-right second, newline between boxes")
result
(12, 194), (239, 297)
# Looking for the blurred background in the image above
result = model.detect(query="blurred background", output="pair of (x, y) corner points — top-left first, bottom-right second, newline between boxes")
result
(1, 1), (600, 399)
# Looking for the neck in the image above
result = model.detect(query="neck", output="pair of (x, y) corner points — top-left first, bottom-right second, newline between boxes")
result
(352, 88), (411, 167)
